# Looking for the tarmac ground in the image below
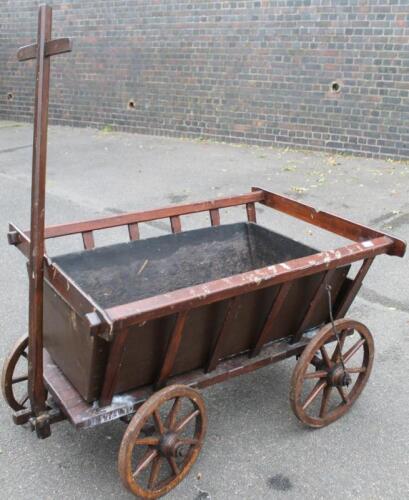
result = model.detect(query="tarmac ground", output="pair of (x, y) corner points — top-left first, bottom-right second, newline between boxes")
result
(0, 121), (408, 499)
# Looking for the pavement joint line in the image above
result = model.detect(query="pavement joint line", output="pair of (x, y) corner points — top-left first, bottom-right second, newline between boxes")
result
(0, 144), (32, 154)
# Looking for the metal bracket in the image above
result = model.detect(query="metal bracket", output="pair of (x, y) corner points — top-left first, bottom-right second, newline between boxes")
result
(28, 407), (65, 439)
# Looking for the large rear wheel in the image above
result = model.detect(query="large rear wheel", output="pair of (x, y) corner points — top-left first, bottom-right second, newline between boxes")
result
(290, 319), (374, 428)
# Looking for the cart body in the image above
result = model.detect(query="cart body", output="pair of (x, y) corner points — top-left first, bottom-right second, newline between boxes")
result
(8, 187), (405, 429)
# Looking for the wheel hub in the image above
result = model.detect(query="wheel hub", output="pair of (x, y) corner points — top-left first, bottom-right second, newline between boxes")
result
(327, 364), (351, 387)
(159, 432), (186, 458)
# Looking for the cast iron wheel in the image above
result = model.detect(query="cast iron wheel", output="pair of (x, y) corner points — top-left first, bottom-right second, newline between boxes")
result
(1, 335), (30, 411)
(118, 384), (207, 499)
(290, 319), (374, 428)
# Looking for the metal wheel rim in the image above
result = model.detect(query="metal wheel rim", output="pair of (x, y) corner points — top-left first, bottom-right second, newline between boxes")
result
(118, 384), (207, 499)
(290, 319), (374, 428)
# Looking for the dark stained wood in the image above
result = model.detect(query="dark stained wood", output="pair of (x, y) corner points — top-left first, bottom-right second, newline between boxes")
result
(99, 329), (130, 406)
(209, 208), (221, 226)
(292, 269), (337, 343)
(250, 282), (292, 357)
(253, 187), (406, 257)
(335, 258), (374, 319)
(206, 297), (240, 372)
(27, 4), (53, 422)
(128, 222), (140, 241)
(17, 37), (72, 61)
(14, 4), (72, 434)
(156, 311), (188, 389)
(36, 191), (264, 240)
(81, 230), (95, 250)
(105, 236), (394, 332)
(8, 223), (111, 328)
(170, 216), (182, 234)
(246, 202), (257, 223)
(43, 332), (314, 429)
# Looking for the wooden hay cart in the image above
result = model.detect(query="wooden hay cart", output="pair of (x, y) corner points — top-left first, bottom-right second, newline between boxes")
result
(2, 5), (406, 498)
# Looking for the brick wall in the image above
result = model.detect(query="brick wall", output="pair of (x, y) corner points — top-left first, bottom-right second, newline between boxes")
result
(1, 0), (409, 159)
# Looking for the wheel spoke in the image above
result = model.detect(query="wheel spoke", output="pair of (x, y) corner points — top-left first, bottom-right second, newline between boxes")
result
(148, 455), (162, 489)
(174, 409), (199, 433)
(167, 397), (182, 431)
(320, 346), (331, 368)
(336, 386), (349, 404)
(133, 449), (157, 478)
(346, 366), (366, 374)
(304, 370), (328, 380)
(331, 330), (348, 362)
(167, 456), (180, 476)
(12, 375), (28, 384)
(343, 339), (365, 363)
(153, 410), (165, 435)
(319, 386), (332, 418)
(19, 393), (29, 407)
(134, 437), (160, 447)
(302, 381), (327, 410)
(178, 438), (199, 446)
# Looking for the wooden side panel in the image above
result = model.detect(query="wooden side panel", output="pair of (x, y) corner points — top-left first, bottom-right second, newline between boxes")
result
(43, 266), (350, 403)
(42, 283), (109, 402)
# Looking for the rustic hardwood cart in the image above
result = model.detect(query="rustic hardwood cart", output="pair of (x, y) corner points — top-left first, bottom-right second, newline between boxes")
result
(2, 5), (406, 499)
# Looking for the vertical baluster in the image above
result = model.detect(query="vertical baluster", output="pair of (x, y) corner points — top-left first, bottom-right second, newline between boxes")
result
(170, 215), (182, 233)
(128, 223), (140, 241)
(209, 208), (220, 226)
(246, 202), (257, 223)
(82, 230), (95, 250)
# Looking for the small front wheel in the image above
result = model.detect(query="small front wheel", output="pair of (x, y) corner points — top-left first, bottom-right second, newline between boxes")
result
(118, 384), (207, 499)
(290, 319), (374, 428)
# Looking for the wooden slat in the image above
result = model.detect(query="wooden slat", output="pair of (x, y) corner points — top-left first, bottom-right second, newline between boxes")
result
(250, 282), (292, 357)
(246, 202), (257, 223)
(292, 269), (337, 343)
(156, 311), (188, 389)
(17, 37), (73, 61)
(206, 297), (240, 372)
(81, 230), (95, 250)
(170, 215), (182, 233)
(254, 187), (406, 257)
(335, 258), (374, 319)
(99, 329), (130, 406)
(39, 191), (263, 240)
(44, 332), (315, 429)
(209, 208), (220, 226)
(128, 223), (140, 241)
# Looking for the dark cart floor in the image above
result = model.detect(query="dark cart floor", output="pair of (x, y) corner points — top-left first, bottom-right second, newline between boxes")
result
(53, 222), (318, 309)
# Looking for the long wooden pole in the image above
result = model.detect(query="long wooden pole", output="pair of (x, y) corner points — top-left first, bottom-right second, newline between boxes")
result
(27, 4), (52, 427)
